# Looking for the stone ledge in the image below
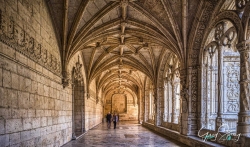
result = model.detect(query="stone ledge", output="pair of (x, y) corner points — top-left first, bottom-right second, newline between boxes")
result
(142, 122), (226, 147)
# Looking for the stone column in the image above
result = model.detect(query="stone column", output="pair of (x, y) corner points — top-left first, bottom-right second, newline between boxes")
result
(138, 88), (143, 124)
(81, 86), (85, 132)
(180, 67), (198, 135)
(143, 89), (147, 122)
(154, 88), (161, 126)
(164, 82), (169, 122)
(72, 84), (76, 140)
(179, 68), (188, 134)
(216, 45), (225, 131)
(204, 64), (209, 129)
(237, 42), (250, 136)
(168, 82), (172, 122)
(172, 82), (178, 123)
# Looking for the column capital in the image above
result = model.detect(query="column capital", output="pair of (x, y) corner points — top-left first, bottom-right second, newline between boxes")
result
(62, 71), (70, 88)
(237, 40), (250, 53)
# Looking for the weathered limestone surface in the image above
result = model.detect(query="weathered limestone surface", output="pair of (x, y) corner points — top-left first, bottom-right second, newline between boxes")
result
(66, 53), (103, 133)
(104, 91), (139, 121)
(0, 0), (71, 146)
(1, 0), (250, 147)
(0, 54), (73, 146)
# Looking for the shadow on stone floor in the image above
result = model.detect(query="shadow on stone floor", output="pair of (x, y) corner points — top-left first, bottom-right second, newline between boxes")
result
(62, 121), (189, 147)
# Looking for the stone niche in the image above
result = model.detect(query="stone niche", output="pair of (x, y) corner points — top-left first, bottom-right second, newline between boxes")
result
(104, 91), (138, 121)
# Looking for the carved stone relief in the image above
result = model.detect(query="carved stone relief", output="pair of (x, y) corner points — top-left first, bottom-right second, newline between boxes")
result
(238, 45), (250, 111)
(0, 9), (61, 76)
(224, 62), (240, 112)
(191, 68), (198, 113)
(180, 69), (188, 113)
(189, 2), (217, 119)
(236, 0), (250, 11)
(73, 59), (83, 83)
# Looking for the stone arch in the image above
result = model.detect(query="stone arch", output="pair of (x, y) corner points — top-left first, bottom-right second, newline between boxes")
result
(156, 50), (180, 127)
(197, 10), (242, 132)
(241, 2), (250, 40)
(201, 11), (243, 52)
(199, 19), (240, 132)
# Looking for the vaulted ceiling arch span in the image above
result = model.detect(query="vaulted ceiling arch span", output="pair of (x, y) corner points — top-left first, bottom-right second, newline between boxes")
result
(48, 0), (220, 107)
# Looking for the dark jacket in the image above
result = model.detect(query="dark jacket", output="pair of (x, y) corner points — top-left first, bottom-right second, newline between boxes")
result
(106, 113), (112, 121)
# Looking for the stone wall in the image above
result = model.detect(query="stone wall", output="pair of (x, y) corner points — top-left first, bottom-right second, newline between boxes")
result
(0, 52), (72, 146)
(86, 80), (102, 130)
(0, 0), (73, 146)
(85, 98), (103, 130)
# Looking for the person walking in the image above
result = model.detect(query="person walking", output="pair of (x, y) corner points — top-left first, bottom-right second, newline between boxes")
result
(106, 112), (112, 129)
(112, 113), (118, 129)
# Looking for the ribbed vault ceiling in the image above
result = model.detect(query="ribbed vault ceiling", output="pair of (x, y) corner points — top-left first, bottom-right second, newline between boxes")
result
(48, 0), (235, 96)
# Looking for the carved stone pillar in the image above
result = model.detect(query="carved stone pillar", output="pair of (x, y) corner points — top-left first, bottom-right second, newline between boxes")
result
(180, 67), (198, 135)
(143, 90), (147, 122)
(154, 88), (161, 126)
(138, 88), (143, 124)
(179, 68), (188, 134)
(237, 42), (250, 136)
(203, 64), (209, 129)
(216, 45), (225, 131)
(172, 82), (178, 123)
(71, 83), (76, 140)
(163, 82), (169, 122)
(168, 82), (172, 122)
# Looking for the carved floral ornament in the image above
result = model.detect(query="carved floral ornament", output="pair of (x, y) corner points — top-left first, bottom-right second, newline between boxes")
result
(236, 0), (250, 11)
(204, 22), (237, 55)
(72, 56), (84, 85)
(0, 9), (61, 75)
(237, 42), (250, 111)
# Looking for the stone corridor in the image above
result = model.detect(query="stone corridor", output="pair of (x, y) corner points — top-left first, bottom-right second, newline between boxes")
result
(2, 0), (250, 146)
(62, 121), (189, 147)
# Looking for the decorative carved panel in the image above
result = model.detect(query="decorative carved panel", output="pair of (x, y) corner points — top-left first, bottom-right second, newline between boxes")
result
(0, 9), (61, 75)
(224, 62), (240, 112)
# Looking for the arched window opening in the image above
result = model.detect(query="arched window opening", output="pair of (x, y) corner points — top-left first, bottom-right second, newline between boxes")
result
(72, 59), (85, 139)
(166, 68), (173, 123)
(163, 63), (180, 124)
(149, 89), (154, 120)
(163, 80), (168, 122)
(203, 42), (218, 130)
(202, 21), (239, 132)
(163, 69), (172, 122)
(172, 69), (180, 124)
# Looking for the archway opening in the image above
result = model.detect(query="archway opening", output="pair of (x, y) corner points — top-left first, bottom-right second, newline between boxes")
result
(201, 21), (239, 132)
(72, 61), (85, 139)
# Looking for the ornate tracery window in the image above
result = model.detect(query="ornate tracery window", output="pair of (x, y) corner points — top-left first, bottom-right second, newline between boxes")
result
(149, 88), (154, 120)
(203, 42), (219, 130)
(164, 69), (172, 122)
(202, 21), (239, 131)
(163, 66), (180, 124)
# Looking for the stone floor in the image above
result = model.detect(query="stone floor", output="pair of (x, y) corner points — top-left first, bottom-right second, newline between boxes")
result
(62, 121), (189, 147)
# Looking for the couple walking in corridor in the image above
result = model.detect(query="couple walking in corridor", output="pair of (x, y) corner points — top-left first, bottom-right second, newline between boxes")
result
(106, 112), (119, 129)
